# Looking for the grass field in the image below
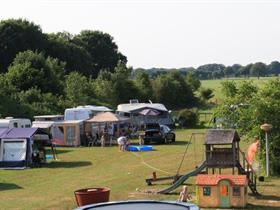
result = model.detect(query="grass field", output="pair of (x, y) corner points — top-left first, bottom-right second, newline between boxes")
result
(200, 77), (276, 102)
(0, 129), (279, 209)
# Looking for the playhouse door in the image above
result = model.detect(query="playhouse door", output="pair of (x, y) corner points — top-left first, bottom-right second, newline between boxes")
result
(219, 180), (230, 208)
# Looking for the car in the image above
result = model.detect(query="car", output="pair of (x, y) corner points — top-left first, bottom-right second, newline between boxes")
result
(143, 123), (175, 144)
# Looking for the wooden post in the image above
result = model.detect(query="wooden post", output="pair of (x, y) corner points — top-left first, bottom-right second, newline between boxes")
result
(233, 142), (235, 175)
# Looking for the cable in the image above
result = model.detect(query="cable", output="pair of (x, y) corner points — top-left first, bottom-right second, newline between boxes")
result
(130, 151), (172, 175)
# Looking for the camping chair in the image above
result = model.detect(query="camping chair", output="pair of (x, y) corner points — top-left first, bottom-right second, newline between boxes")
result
(88, 135), (97, 147)
(51, 138), (64, 160)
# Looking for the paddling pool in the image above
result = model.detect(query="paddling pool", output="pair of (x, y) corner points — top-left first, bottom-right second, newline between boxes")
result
(128, 145), (153, 152)
(74, 200), (199, 210)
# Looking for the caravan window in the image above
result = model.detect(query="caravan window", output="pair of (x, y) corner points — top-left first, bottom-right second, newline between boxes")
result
(25, 124), (31, 128)
(13, 122), (18, 128)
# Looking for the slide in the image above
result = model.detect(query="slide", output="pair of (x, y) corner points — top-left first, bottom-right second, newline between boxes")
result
(158, 161), (207, 194)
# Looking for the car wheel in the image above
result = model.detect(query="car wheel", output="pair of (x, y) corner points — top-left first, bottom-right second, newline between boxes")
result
(172, 134), (176, 142)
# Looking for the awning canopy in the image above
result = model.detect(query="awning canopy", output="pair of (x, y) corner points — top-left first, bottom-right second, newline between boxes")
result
(0, 128), (49, 140)
(32, 121), (55, 129)
(139, 108), (160, 116)
(86, 112), (130, 123)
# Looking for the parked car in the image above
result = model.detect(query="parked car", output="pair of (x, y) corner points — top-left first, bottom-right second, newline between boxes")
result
(143, 123), (175, 144)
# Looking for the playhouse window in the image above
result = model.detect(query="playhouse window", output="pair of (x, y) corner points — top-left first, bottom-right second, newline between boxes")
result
(203, 187), (211, 196)
(233, 186), (241, 196)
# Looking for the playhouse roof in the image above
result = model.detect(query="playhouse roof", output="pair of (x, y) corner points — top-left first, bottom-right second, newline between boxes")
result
(196, 175), (247, 186)
(205, 129), (240, 145)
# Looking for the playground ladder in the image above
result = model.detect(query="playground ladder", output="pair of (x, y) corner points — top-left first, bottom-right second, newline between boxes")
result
(237, 149), (259, 195)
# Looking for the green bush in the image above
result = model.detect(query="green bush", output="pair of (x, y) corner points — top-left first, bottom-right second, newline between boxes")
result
(177, 108), (199, 128)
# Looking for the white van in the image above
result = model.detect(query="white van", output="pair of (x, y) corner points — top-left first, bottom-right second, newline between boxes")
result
(0, 117), (31, 128)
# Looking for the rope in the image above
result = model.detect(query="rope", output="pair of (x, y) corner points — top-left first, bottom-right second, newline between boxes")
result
(130, 152), (172, 175)
(176, 134), (193, 175)
(176, 133), (205, 174)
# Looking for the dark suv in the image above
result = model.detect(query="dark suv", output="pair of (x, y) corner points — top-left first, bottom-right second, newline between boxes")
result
(143, 123), (175, 144)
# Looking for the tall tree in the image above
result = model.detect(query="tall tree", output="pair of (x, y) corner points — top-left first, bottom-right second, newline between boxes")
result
(186, 71), (201, 91)
(64, 72), (94, 106)
(267, 61), (280, 75)
(152, 71), (196, 109)
(95, 64), (138, 106)
(73, 30), (127, 77)
(239, 63), (252, 78)
(134, 71), (153, 102)
(0, 19), (47, 72)
(46, 32), (93, 76)
(250, 62), (266, 79)
(6, 50), (65, 94)
(216, 79), (280, 174)
(224, 66), (234, 78)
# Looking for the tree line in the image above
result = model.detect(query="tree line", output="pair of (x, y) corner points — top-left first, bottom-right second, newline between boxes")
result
(0, 19), (213, 119)
(135, 61), (280, 80)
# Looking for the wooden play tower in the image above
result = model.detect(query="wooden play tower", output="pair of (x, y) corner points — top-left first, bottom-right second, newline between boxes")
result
(204, 129), (258, 195)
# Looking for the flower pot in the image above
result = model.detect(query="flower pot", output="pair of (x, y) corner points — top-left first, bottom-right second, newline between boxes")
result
(74, 187), (110, 207)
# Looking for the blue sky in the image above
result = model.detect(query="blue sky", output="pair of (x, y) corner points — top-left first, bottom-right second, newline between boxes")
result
(1, 0), (280, 68)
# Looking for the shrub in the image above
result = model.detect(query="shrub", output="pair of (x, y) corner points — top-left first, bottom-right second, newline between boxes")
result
(177, 108), (199, 128)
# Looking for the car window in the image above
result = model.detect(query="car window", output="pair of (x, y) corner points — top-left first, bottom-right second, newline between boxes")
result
(160, 125), (170, 133)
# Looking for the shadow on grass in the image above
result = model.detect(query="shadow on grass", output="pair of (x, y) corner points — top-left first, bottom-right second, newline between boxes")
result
(45, 161), (92, 168)
(46, 148), (74, 155)
(256, 194), (280, 201)
(167, 141), (190, 146)
(247, 204), (280, 209)
(0, 183), (23, 191)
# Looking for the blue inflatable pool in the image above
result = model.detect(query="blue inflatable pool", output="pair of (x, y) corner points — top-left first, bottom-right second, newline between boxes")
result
(45, 154), (53, 161)
(128, 145), (153, 152)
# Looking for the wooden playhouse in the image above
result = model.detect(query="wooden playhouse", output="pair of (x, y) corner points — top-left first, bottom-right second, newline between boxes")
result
(196, 174), (248, 208)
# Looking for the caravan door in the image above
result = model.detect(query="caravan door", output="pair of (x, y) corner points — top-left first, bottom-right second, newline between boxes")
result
(2, 139), (26, 161)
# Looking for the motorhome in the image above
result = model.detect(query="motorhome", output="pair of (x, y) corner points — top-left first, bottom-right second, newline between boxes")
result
(116, 100), (173, 127)
(0, 117), (31, 128)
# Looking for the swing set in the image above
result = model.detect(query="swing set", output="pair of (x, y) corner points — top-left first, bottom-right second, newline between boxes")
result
(145, 132), (205, 185)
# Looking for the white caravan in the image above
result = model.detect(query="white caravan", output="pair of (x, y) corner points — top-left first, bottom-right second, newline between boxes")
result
(0, 117), (31, 128)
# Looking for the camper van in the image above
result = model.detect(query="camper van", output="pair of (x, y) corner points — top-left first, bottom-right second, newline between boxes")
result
(64, 105), (112, 121)
(0, 117), (31, 128)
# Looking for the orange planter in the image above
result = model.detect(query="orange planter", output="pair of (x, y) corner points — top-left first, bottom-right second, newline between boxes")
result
(74, 187), (110, 207)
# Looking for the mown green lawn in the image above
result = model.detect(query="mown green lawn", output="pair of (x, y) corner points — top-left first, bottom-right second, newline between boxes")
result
(0, 128), (279, 209)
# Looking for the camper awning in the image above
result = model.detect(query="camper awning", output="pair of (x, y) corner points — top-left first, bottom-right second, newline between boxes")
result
(0, 128), (9, 137)
(32, 121), (54, 128)
(0, 128), (49, 141)
(3, 128), (38, 138)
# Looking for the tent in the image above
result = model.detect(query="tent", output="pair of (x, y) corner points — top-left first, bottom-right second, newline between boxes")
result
(0, 128), (50, 169)
(86, 112), (130, 140)
(51, 120), (84, 146)
(86, 112), (130, 123)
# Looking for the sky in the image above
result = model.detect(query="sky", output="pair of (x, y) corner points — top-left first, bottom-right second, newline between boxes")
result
(1, 0), (280, 69)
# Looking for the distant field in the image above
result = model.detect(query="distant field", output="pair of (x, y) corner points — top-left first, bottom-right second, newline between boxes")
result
(200, 77), (276, 102)
(0, 128), (279, 209)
